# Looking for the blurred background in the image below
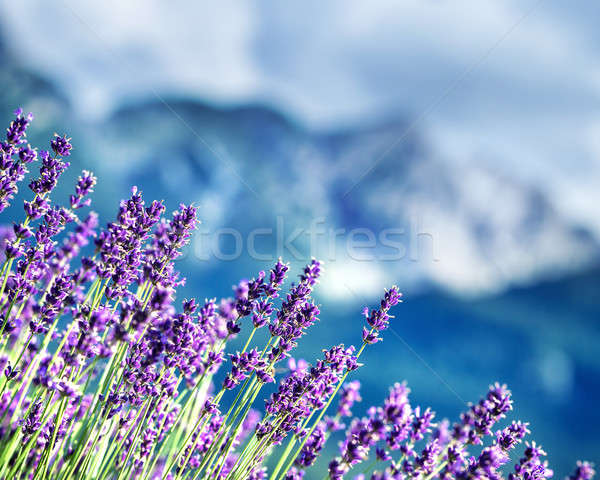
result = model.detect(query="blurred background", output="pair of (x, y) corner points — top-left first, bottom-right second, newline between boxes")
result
(0, 0), (598, 475)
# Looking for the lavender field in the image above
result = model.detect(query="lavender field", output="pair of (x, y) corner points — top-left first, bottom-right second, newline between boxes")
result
(0, 107), (594, 479)
(0, 2), (599, 479)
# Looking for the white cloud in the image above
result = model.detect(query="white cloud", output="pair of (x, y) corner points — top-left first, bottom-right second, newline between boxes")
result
(0, 0), (260, 118)
(319, 258), (392, 303)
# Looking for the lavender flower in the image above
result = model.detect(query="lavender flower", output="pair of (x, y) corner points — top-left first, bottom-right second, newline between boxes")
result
(0, 109), (36, 212)
(29, 149), (70, 195)
(509, 442), (553, 480)
(223, 349), (267, 390)
(50, 133), (72, 157)
(568, 462), (596, 480)
(70, 170), (97, 209)
(362, 286), (402, 344)
(20, 400), (43, 438)
(5, 108), (33, 145)
(0, 107), (590, 480)
(336, 380), (362, 421)
(259, 344), (358, 446)
(452, 382), (513, 445)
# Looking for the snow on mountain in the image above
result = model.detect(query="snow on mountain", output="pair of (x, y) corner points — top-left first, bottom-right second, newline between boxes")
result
(79, 99), (599, 297)
(0, 24), (597, 298)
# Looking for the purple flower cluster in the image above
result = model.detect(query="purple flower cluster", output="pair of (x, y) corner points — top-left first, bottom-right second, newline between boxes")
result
(569, 462), (596, 480)
(29, 149), (70, 196)
(293, 381), (362, 472)
(266, 259), (321, 364)
(224, 349), (269, 389)
(328, 382), (433, 479)
(228, 258), (289, 336)
(95, 186), (166, 300)
(1, 109), (35, 212)
(258, 344), (358, 445)
(452, 381), (513, 445)
(0, 108), (592, 480)
(324, 380), (531, 480)
(362, 286), (402, 344)
(508, 443), (553, 480)
(70, 170), (96, 209)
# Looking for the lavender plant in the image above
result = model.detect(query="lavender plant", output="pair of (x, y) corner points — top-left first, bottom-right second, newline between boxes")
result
(0, 107), (594, 480)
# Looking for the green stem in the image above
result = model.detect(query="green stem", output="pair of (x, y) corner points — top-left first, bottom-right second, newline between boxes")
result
(273, 339), (370, 480)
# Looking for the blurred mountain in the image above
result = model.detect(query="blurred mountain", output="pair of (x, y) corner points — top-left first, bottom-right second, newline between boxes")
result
(76, 98), (599, 298)
(0, 40), (598, 297)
